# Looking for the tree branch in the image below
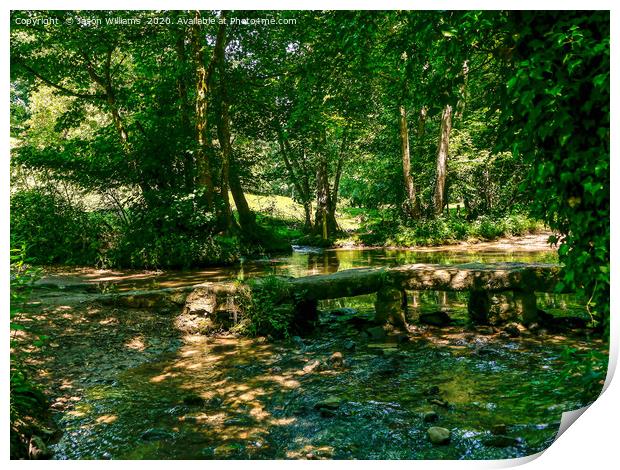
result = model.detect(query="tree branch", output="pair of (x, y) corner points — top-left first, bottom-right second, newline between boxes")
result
(15, 61), (104, 100)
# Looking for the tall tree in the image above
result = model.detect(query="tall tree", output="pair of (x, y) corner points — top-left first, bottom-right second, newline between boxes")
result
(433, 104), (452, 214)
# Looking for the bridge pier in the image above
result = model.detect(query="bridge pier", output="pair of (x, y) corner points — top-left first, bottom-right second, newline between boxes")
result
(294, 299), (319, 332)
(468, 291), (539, 326)
(374, 287), (408, 328)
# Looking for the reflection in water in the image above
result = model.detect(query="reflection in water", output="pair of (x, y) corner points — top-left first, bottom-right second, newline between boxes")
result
(40, 247), (560, 292)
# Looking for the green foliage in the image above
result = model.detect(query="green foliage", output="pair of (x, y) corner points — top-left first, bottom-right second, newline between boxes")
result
(235, 276), (295, 338)
(10, 248), (48, 423)
(557, 347), (607, 403)
(111, 192), (240, 269)
(357, 211), (543, 247)
(10, 189), (104, 265)
(503, 12), (610, 334)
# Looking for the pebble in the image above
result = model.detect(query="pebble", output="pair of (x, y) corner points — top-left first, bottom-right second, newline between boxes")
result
(141, 428), (173, 441)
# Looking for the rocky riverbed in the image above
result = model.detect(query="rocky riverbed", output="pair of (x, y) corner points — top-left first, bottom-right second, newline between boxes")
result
(14, 288), (604, 460)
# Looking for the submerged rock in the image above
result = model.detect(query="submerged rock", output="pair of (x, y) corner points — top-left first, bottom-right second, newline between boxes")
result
(303, 359), (322, 373)
(213, 443), (242, 458)
(429, 398), (450, 408)
(427, 426), (451, 445)
(28, 435), (51, 460)
(476, 326), (496, 335)
(314, 396), (342, 411)
(423, 411), (439, 423)
(502, 323), (521, 338)
(484, 434), (521, 448)
(182, 394), (206, 407)
(395, 333), (410, 344)
(419, 311), (452, 326)
(366, 326), (387, 340)
(292, 336), (306, 350)
(141, 428), (173, 441)
(491, 424), (508, 435)
(329, 351), (345, 369)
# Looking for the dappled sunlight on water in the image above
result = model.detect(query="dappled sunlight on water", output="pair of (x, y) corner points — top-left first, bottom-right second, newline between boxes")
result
(23, 246), (606, 460)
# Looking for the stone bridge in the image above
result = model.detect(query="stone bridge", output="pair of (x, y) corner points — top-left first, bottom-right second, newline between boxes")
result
(179, 262), (567, 331)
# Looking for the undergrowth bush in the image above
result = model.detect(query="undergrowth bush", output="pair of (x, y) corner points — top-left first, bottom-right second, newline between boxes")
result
(10, 248), (51, 459)
(10, 190), (104, 265)
(234, 276), (294, 338)
(11, 189), (295, 269)
(358, 211), (544, 247)
(110, 191), (239, 269)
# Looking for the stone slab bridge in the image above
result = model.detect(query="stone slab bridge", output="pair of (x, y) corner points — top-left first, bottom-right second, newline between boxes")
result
(290, 262), (567, 328)
(101, 262), (568, 331)
(285, 262), (566, 327)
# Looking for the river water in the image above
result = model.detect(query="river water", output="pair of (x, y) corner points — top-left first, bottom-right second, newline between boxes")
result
(41, 246), (606, 460)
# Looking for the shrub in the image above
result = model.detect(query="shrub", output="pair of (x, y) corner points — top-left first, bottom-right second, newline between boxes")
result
(234, 276), (295, 338)
(358, 209), (543, 247)
(111, 195), (241, 269)
(10, 190), (104, 265)
(10, 248), (51, 459)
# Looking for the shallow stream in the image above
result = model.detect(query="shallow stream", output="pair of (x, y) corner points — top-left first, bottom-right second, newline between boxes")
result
(34, 245), (605, 460)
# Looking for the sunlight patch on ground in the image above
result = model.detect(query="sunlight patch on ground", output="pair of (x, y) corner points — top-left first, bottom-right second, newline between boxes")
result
(125, 335), (146, 351)
(96, 414), (118, 424)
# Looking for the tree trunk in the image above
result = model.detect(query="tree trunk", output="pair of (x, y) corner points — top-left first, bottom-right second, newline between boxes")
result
(85, 49), (128, 148)
(229, 167), (257, 233)
(399, 105), (421, 218)
(455, 60), (469, 121)
(215, 101), (234, 231)
(433, 104), (453, 216)
(175, 29), (195, 191)
(327, 137), (347, 233)
(279, 137), (313, 231)
(315, 157), (331, 240)
(214, 20), (234, 231)
(191, 10), (216, 209)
